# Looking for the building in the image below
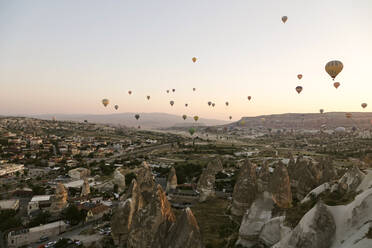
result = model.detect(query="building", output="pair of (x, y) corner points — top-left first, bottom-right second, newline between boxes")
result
(27, 195), (52, 215)
(0, 164), (24, 177)
(0, 199), (20, 211)
(7, 221), (69, 248)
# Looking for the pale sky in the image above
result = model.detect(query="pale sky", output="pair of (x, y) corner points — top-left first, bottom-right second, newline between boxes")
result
(1, 0), (371, 120)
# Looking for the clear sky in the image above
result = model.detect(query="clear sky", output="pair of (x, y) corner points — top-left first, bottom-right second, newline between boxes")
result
(1, 0), (371, 120)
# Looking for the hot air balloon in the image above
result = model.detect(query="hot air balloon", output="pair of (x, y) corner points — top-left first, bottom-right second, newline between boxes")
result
(128, 91), (132, 95)
(240, 120), (246, 126)
(172, 89), (175, 92)
(182, 115), (187, 120)
(192, 57), (197, 63)
(361, 103), (367, 109)
(193, 88), (196, 91)
(297, 74), (303, 80)
(345, 113), (352, 119)
(166, 90), (170, 93)
(114, 105), (119, 110)
(212, 103), (215, 107)
(185, 103), (188, 107)
(229, 116), (232, 120)
(325, 60), (343, 80)
(170, 100), (175, 106)
(102, 99), (109, 107)
(295, 86), (303, 94)
(225, 102), (229, 106)
(320, 109), (324, 114)
(147, 96), (150, 100)
(194, 116), (199, 122)
(135, 114), (140, 120)
(208, 101), (212, 106)
(84, 120), (88, 123)
(189, 127), (196, 136)
(333, 82), (340, 89)
(138, 125), (141, 129)
(248, 96), (252, 101)
(282, 16), (288, 23)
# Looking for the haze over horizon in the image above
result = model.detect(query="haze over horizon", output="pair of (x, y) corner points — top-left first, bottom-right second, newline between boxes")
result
(1, 0), (371, 120)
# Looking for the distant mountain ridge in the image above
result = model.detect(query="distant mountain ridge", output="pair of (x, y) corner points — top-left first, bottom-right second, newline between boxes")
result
(233, 112), (372, 129)
(30, 113), (229, 129)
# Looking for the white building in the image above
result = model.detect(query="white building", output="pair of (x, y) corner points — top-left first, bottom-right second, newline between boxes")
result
(0, 199), (20, 211)
(0, 164), (24, 177)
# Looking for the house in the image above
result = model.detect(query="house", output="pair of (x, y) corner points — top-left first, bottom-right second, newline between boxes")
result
(0, 199), (20, 211)
(27, 195), (52, 215)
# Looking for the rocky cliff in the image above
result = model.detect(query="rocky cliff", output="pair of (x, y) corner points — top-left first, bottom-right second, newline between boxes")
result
(197, 158), (223, 202)
(111, 162), (204, 248)
(269, 162), (292, 208)
(114, 168), (126, 193)
(166, 167), (177, 193)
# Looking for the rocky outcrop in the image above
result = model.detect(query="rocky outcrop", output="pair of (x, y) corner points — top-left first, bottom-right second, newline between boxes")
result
(197, 158), (223, 202)
(166, 167), (177, 193)
(161, 208), (204, 248)
(236, 192), (274, 247)
(81, 178), (90, 197)
(259, 216), (290, 247)
(114, 169), (126, 193)
(269, 162), (292, 208)
(231, 160), (258, 216)
(273, 202), (336, 248)
(50, 183), (68, 213)
(338, 165), (365, 193)
(111, 162), (203, 248)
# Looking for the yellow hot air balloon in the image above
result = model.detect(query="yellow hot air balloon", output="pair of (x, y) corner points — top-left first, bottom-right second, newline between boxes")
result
(182, 115), (187, 120)
(325, 60), (343, 80)
(194, 116), (199, 122)
(282, 16), (288, 23)
(170, 100), (175, 106)
(114, 105), (119, 110)
(333, 82), (340, 89)
(361, 103), (368, 109)
(102, 99), (109, 107)
(240, 120), (246, 126)
(192, 57), (197, 63)
(297, 74), (303, 80)
(295, 86), (303, 94)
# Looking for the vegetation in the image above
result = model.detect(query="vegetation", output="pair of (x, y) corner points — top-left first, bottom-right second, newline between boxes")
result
(0, 210), (22, 232)
(61, 205), (86, 225)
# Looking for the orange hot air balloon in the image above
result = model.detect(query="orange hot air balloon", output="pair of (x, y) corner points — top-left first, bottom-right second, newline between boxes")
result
(295, 86), (303, 94)
(146, 96), (150, 100)
(102, 99), (109, 107)
(192, 57), (197, 63)
(248, 96), (252, 101)
(128, 91), (132, 95)
(297, 74), (303, 80)
(345, 113), (352, 119)
(193, 116), (199, 122)
(170, 100), (174, 106)
(325, 60), (343, 80)
(282, 16), (288, 23)
(361, 103), (368, 109)
(182, 114), (187, 120)
(333, 82), (340, 89)
(114, 105), (119, 110)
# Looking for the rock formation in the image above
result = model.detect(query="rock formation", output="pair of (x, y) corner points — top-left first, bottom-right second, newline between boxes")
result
(338, 165), (365, 193)
(50, 183), (68, 213)
(166, 167), (177, 193)
(111, 162), (203, 248)
(197, 158), (223, 202)
(269, 162), (292, 208)
(273, 202), (336, 248)
(80, 178), (90, 197)
(231, 160), (258, 216)
(114, 168), (126, 193)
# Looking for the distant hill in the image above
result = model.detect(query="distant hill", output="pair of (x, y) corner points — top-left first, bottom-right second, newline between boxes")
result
(31, 113), (229, 129)
(232, 112), (372, 130)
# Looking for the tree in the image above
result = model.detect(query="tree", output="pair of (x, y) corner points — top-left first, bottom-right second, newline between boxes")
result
(61, 205), (84, 225)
